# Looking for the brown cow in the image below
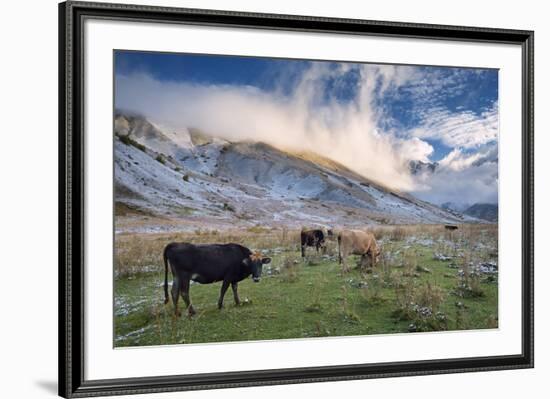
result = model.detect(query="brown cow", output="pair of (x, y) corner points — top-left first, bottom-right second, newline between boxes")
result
(337, 229), (381, 273)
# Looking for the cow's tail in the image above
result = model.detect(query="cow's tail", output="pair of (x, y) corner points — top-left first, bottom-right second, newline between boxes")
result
(163, 245), (170, 304)
(337, 234), (342, 264)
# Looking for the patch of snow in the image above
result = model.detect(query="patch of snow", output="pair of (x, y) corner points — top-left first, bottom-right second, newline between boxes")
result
(433, 253), (453, 261)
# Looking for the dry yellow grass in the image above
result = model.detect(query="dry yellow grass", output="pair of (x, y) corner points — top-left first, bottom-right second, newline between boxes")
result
(115, 223), (497, 277)
(115, 227), (302, 276)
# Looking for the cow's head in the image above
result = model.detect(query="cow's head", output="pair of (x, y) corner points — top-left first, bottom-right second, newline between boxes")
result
(243, 252), (271, 282)
(367, 245), (382, 265)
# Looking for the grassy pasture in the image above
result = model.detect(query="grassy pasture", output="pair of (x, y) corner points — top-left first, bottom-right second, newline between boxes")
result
(114, 224), (498, 347)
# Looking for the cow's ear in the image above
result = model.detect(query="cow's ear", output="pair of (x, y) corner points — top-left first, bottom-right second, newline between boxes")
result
(242, 258), (250, 266)
(262, 257), (272, 264)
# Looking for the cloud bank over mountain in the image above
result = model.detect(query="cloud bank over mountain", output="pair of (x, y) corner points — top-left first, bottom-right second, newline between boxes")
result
(115, 57), (498, 206)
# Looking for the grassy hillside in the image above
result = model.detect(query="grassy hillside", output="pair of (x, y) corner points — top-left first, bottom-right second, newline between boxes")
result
(114, 224), (498, 347)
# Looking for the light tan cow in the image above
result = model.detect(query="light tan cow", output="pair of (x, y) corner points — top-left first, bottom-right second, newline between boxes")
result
(337, 229), (381, 273)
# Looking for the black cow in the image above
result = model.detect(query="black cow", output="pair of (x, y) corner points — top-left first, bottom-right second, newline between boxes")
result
(444, 225), (459, 231)
(300, 229), (326, 257)
(163, 243), (271, 316)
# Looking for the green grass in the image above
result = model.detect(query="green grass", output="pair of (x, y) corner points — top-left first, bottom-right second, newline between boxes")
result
(114, 235), (498, 347)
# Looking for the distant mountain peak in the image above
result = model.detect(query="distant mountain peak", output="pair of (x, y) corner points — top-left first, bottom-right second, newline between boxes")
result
(409, 160), (438, 175)
(463, 203), (498, 222)
(441, 202), (470, 213)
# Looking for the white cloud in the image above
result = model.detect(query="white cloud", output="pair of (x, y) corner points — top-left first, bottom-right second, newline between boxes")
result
(116, 65), (429, 191)
(408, 101), (498, 149)
(439, 145), (498, 172)
(411, 144), (498, 205)
(115, 62), (498, 205)
(396, 137), (434, 163)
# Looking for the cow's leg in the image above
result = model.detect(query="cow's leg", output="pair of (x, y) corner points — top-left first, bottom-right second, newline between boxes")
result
(218, 280), (230, 309)
(171, 276), (181, 317)
(180, 277), (195, 316)
(231, 282), (241, 306)
(301, 244), (305, 258)
(359, 254), (366, 270)
(342, 256), (350, 273)
(339, 244), (349, 272)
(370, 251), (376, 269)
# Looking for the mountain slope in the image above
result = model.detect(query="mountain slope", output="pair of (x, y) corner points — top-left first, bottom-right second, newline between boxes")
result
(463, 203), (498, 222)
(114, 113), (467, 231)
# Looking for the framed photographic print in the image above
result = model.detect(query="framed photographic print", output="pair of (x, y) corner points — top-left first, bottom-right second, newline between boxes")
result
(59, 1), (534, 397)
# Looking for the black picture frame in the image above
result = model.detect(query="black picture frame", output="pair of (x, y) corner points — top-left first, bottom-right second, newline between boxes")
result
(59, 1), (534, 397)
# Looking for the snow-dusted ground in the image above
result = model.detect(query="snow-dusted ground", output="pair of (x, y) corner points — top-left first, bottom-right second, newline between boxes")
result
(114, 113), (471, 233)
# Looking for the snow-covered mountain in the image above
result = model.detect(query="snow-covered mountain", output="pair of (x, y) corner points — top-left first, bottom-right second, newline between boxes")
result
(114, 112), (468, 231)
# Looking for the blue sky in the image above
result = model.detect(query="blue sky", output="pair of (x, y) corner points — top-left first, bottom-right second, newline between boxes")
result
(115, 51), (310, 93)
(115, 50), (499, 205)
